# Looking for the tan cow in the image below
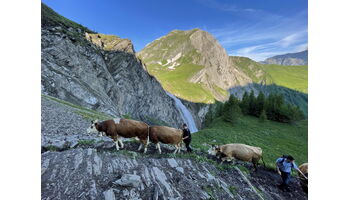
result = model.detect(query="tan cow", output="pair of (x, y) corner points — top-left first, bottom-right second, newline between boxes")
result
(87, 118), (150, 153)
(149, 126), (183, 154)
(298, 163), (308, 193)
(208, 143), (265, 170)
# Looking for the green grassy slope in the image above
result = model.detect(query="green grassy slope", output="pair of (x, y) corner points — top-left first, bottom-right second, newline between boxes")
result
(140, 30), (228, 103)
(192, 116), (308, 169)
(41, 3), (94, 33)
(261, 64), (308, 93)
(42, 3), (96, 47)
(42, 95), (113, 120)
(230, 56), (273, 84)
(150, 63), (218, 103)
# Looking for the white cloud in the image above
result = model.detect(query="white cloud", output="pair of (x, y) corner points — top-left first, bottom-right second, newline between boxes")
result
(197, 0), (257, 14)
(278, 30), (308, 48)
(207, 10), (308, 61)
(294, 43), (308, 52)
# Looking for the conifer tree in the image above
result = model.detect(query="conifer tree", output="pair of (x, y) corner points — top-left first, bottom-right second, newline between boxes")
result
(248, 91), (256, 115)
(256, 91), (266, 117)
(214, 102), (224, 118)
(240, 91), (249, 115)
(223, 95), (241, 124)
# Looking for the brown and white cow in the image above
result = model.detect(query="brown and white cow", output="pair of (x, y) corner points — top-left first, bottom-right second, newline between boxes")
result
(208, 143), (265, 170)
(298, 163), (308, 193)
(149, 126), (183, 154)
(87, 118), (150, 153)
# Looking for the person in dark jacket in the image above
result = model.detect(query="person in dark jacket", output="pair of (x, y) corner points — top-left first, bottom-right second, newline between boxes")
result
(182, 123), (192, 152)
(276, 155), (308, 192)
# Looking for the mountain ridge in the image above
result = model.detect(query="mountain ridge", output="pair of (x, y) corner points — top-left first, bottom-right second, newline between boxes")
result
(138, 28), (259, 103)
(261, 50), (308, 65)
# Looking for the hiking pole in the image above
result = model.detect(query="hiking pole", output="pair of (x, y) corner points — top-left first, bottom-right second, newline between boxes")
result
(297, 170), (308, 180)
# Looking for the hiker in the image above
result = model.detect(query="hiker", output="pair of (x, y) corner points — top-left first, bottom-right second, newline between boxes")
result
(182, 123), (192, 152)
(276, 155), (308, 191)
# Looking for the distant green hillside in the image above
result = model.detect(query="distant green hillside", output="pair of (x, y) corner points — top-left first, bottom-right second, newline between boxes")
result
(192, 116), (308, 169)
(140, 29), (227, 103)
(261, 64), (308, 93)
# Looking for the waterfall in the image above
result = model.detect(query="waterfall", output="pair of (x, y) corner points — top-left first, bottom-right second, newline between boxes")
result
(166, 92), (198, 133)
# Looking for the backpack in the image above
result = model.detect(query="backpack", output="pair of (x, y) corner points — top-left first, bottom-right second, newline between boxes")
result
(278, 155), (293, 168)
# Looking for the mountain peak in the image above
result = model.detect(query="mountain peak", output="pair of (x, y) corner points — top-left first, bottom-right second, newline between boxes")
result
(167, 28), (211, 38)
(138, 28), (253, 102)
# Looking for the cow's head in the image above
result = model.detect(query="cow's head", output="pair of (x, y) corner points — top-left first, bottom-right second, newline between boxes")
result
(86, 119), (99, 134)
(208, 145), (221, 156)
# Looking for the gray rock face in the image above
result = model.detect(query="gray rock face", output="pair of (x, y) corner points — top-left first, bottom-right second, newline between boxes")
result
(261, 50), (308, 66)
(181, 99), (209, 129)
(41, 148), (307, 200)
(41, 25), (183, 127)
(114, 174), (142, 187)
(188, 29), (252, 92)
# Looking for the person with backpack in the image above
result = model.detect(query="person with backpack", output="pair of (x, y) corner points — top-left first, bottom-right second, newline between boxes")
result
(182, 123), (192, 153)
(276, 155), (308, 191)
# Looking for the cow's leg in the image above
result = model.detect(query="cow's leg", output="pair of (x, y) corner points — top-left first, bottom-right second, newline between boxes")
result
(220, 156), (232, 164)
(137, 139), (148, 153)
(220, 157), (226, 164)
(173, 144), (179, 154)
(118, 139), (124, 149)
(231, 157), (237, 165)
(177, 143), (181, 153)
(137, 143), (143, 151)
(142, 140), (148, 153)
(252, 160), (258, 171)
(113, 136), (120, 150)
(156, 143), (162, 154)
(115, 140), (120, 151)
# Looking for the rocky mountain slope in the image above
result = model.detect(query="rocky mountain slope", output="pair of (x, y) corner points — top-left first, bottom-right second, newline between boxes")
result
(137, 29), (260, 103)
(41, 96), (307, 200)
(137, 29), (306, 107)
(261, 50), (308, 66)
(41, 3), (183, 127)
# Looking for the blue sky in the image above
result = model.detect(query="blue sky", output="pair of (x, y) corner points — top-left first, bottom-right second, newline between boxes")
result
(42, 0), (308, 61)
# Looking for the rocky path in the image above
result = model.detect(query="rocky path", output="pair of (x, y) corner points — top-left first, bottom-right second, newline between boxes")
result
(41, 96), (307, 200)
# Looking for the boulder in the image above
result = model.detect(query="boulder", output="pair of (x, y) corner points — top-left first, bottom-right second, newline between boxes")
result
(103, 189), (116, 200)
(114, 174), (141, 188)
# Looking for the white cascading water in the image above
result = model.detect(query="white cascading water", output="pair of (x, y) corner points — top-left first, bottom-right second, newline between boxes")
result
(166, 92), (198, 133)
